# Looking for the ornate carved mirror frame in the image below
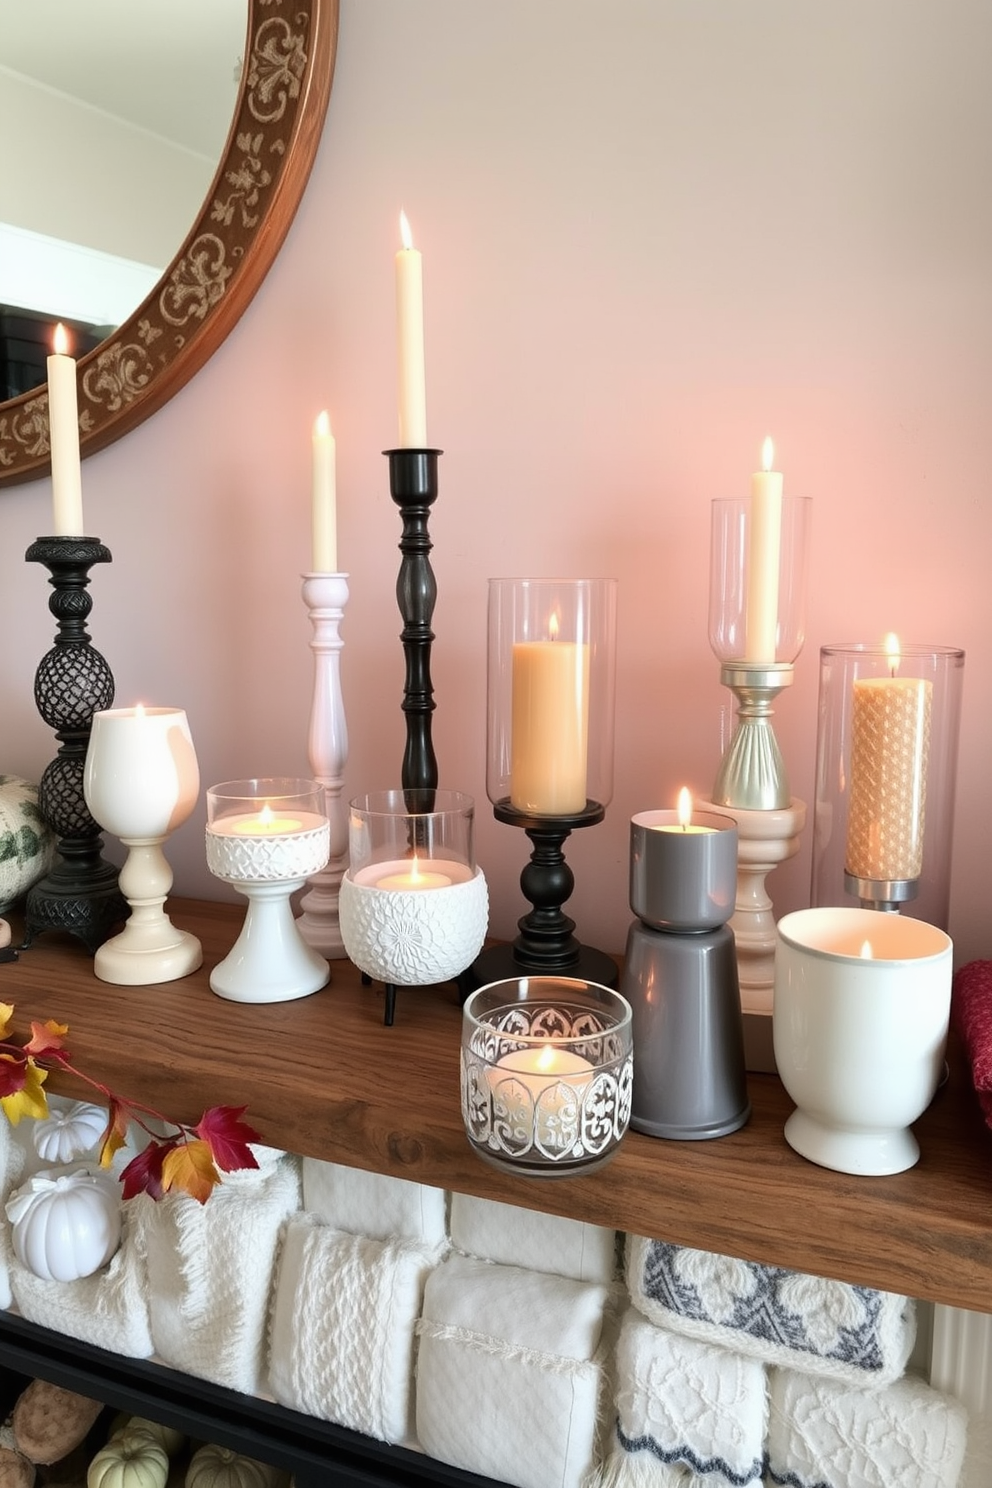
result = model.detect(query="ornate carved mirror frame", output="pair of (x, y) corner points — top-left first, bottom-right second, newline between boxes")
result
(0, 0), (339, 487)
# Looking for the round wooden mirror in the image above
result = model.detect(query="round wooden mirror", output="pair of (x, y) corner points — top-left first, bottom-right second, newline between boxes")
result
(0, 0), (338, 487)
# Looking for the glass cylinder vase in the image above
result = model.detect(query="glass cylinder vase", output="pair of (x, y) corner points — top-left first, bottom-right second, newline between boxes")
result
(486, 577), (618, 815)
(709, 496), (812, 667)
(810, 642), (964, 926)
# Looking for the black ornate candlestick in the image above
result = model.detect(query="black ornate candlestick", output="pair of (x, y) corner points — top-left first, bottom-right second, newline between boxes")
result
(386, 448), (442, 804)
(471, 800), (618, 989)
(22, 537), (126, 951)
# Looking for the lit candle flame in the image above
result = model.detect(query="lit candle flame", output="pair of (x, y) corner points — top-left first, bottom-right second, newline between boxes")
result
(258, 804), (274, 827)
(134, 702), (146, 719)
(761, 435), (774, 472)
(314, 409), (331, 438)
(884, 632), (900, 678)
(548, 612), (560, 642)
(399, 210), (414, 251)
(677, 786), (693, 830)
(535, 1044), (557, 1073)
(53, 322), (70, 356)
(860, 940), (874, 959)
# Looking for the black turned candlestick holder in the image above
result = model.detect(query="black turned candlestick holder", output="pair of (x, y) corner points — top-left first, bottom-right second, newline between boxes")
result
(386, 448), (442, 804)
(471, 799), (618, 989)
(474, 577), (620, 993)
(22, 537), (126, 952)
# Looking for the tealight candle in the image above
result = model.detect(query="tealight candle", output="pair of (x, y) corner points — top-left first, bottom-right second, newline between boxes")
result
(656, 787), (717, 835)
(374, 859), (454, 891)
(491, 1043), (594, 1154)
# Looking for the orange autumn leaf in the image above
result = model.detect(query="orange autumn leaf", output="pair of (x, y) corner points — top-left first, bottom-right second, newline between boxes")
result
(98, 1098), (131, 1169)
(161, 1140), (220, 1204)
(25, 1019), (69, 1058)
(0, 1058), (48, 1125)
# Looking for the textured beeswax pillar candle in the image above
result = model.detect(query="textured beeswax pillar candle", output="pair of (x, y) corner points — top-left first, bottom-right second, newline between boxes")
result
(846, 676), (932, 881)
(510, 640), (590, 814)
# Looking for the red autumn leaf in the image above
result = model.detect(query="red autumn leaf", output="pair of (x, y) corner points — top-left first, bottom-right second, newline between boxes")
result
(25, 1019), (70, 1058)
(120, 1140), (172, 1202)
(194, 1105), (261, 1173)
(162, 1139), (220, 1204)
(0, 1053), (28, 1100)
(98, 1097), (132, 1169)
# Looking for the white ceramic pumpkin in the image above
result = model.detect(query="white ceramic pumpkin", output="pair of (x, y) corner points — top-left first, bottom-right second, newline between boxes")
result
(32, 1100), (108, 1164)
(0, 775), (56, 912)
(87, 1434), (169, 1488)
(6, 1167), (122, 1282)
(185, 1444), (280, 1488)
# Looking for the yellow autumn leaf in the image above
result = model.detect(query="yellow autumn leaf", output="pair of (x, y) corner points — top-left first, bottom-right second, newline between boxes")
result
(0, 1059), (48, 1125)
(0, 1003), (15, 1042)
(161, 1140), (220, 1204)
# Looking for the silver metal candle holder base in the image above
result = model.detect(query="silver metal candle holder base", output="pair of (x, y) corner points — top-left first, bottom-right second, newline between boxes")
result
(712, 662), (794, 811)
(844, 871), (919, 914)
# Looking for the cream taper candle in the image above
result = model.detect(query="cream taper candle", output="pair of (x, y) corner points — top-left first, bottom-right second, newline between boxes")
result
(311, 411), (337, 572)
(47, 323), (84, 537)
(744, 436), (783, 665)
(395, 211), (427, 447)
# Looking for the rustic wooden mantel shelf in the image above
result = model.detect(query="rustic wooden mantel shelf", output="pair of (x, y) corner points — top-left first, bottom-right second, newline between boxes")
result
(3, 898), (991, 1314)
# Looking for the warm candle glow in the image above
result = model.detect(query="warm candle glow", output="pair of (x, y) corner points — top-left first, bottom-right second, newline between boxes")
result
(375, 855), (453, 891)
(549, 611), (560, 642)
(134, 702), (146, 719)
(860, 941), (874, 959)
(762, 435), (774, 472)
(677, 787), (693, 829)
(399, 209), (413, 251)
(885, 632), (900, 677)
(226, 804), (307, 836)
(53, 322), (70, 356)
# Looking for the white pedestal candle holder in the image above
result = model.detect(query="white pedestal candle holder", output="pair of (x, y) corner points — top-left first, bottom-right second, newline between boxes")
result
(206, 778), (330, 1003)
(773, 907), (952, 1175)
(83, 706), (202, 985)
(296, 572), (350, 958)
(339, 789), (489, 1024)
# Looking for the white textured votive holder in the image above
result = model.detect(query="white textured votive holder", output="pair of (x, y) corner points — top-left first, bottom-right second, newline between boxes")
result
(339, 867), (489, 988)
(773, 907), (952, 1176)
(206, 818), (330, 882)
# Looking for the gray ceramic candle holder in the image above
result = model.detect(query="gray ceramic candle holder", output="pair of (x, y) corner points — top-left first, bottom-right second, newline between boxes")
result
(629, 808), (738, 932)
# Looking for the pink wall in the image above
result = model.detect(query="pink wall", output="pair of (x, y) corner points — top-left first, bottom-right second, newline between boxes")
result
(2, 1), (990, 964)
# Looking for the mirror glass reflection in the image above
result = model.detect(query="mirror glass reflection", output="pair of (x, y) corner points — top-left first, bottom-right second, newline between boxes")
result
(0, 0), (247, 397)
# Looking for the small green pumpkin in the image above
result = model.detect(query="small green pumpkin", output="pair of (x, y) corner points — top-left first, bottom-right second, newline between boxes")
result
(185, 1444), (280, 1488)
(87, 1433), (169, 1488)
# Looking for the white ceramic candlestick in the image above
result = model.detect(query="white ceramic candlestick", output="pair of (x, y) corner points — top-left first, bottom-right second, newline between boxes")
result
(83, 707), (202, 985)
(296, 573), (350, 958)
(702, 796), (806, 1072)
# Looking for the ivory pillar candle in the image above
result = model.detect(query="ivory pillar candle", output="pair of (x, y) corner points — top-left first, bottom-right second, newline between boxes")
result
(311, 411), (337, 572)
(845, 645), (933, 883)
(510, 633), (590, 814)
(744, 437), (783, 665)
(47, 323), (84, 537)
(395, 212), (427, 448)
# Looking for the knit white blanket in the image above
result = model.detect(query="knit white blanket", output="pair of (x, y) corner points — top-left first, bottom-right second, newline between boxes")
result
(450, 1192), (618, 1283)
(135, 1147), (300, 1394)
(600, 1305), (767, 1488)
(765, 1365), (968, 1488)
(267, 1212), (435, 1444)
(627, 1237), (915, 1387)
(301, 1156), (448, 1252)
(416, 1252), (611, 1488)
(9, 1206), (153, 1357)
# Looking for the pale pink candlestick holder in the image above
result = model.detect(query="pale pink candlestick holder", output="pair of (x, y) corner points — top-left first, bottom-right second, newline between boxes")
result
(296, 572), (350, 959)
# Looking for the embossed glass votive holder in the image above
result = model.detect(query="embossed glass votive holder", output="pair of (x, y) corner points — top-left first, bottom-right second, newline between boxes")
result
(338, 790), (489, 1019)
(810, 643), (964, 924)
(461, 976), (633, 1177)
(205, 777), (330, 1003)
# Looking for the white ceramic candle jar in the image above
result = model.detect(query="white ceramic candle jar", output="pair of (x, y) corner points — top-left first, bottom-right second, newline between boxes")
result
(773, 907), (952, 1175)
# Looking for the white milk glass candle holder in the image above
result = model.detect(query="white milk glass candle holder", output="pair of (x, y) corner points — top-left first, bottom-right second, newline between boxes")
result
(462, 976), (633, 1177)
(811, 642), (964, 924)
(708, 494), (811, 810)
(83, 706), (201, 985)
(205, 778), (330, 1003)
(338, 789), (489, 1024)
(773, 907), (952, 1176)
